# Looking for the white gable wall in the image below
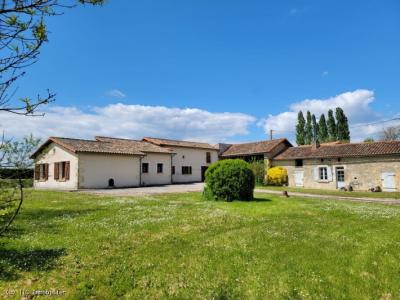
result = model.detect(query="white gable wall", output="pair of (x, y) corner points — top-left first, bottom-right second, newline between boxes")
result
(78, 153), (141, 189)
(141, 153), (172, 186)
(34, 143), (79, 190)
(170, 147), (218, 183)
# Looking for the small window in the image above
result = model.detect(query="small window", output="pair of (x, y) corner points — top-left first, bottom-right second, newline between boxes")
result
(172, 166), (175, 175)
(182, 166), (192, 175)
(206, 152), (211, 163)
(319, 167), (328, 180)
(157, 163), (163, 173)
(337, 157), (341, 162)
(295, 159), (303, 167)
(142, 163), (149, 173)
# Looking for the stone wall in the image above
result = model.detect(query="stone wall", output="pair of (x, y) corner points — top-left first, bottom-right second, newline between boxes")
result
(272, 155), (400, 191)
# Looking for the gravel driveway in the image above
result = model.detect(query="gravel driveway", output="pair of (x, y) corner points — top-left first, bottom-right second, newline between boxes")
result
(80, 182), (205, 196)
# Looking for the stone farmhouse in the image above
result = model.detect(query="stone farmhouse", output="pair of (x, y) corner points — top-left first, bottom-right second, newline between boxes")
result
(31, 136), (400, 192)
(274, 141), (400, 192)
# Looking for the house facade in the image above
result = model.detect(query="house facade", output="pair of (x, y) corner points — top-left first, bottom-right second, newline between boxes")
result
(142, 137), (219, 183)
(273, 141), (400, 192)
(218, 138), (292, 169)
(31, 136), (218, 190)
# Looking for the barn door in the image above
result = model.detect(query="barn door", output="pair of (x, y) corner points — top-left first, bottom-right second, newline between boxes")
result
(294, 170), (304, 187)
(381, 172), (396, 191)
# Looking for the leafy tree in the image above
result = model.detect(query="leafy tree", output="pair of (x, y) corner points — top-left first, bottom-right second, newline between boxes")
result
(380, 126), (400, 141)
(327, 109), (337, 141)
(304, 111), (313, 145)
(0, 0), (105, 235)
(336, 107), (350, 141)
(311, 114), (318, 142)
(0, 0), (105, 116)
(1, 135), (41, 235)
(295, 111), (306, 145)
(318, 113), (329, 142)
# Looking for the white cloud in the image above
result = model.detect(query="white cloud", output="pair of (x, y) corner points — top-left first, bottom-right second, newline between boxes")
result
(259, 89), (395, 142)
(0, 104), (256, 144)
(106, 89), (126, 98)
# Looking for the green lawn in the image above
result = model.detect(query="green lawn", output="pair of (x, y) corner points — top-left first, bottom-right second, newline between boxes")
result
(257, 184), (400, 199)
(2, 190), (400, 299)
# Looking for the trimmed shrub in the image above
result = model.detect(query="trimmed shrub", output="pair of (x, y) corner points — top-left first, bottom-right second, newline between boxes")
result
(266, 166), (288, 186)
(248, 160), (265, 185)
(203, 159), (255, 201)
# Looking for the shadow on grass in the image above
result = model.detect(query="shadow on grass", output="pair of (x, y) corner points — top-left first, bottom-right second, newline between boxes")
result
(0, 247), (66, 281)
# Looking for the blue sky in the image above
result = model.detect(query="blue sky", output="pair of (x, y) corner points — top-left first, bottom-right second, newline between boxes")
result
(3, 0), (400, 143)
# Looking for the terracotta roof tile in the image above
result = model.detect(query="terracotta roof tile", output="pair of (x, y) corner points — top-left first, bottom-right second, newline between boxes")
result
(95, 136), (174, 154)
(30, 137), (160, 158)
(220, 138), (291, 157)
(143, 137), (217, 150)
(274, 141), (400, 160)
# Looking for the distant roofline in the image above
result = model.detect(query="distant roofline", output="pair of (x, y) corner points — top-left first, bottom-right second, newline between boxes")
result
(274, 140), (400, 160)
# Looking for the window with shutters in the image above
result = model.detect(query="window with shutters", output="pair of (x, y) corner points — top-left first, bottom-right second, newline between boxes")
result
(54, 161), (70, 181)
(157, 163), (163, 173)
(206, 152), (211, 163)
(182, 166), (192, 175)
(35, 164), (48, 181)
(319, 167), (328, 181)
(142, 163), (149, 173)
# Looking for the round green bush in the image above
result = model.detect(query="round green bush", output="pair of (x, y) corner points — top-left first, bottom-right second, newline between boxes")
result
(203, 159), (255, 201)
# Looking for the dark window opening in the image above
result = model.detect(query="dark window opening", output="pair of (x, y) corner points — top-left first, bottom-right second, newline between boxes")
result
(108, 178), (115, 187)
(295, 159), (303, 167)
(182, 166), (192, 175)
(157, 163), (163, 173)
(142, 163), (149, 173)
(206, 152), (211, 163)
(172, 166), (175, 175)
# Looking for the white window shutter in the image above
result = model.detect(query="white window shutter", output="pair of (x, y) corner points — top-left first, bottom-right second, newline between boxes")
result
(327, 167), (333, 181)
(313, 167), (319, 181)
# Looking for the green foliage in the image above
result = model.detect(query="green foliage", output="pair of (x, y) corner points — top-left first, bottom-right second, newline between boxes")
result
(335, 107), (350, 141)
(266, 166), (288, 186)
(203, 159), (255, 201)
(327, 109), (337, 141)
(248, 159), (265, 185)
(304, 111), (313, 145)
(296, 111), (306, 145)
(318, 113), (329, 142)
(311, 114), (318, 142)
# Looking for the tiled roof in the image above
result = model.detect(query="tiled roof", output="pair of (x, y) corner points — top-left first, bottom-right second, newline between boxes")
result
(95, 136), (174, 154)
(143, 137), (217, 150)
(30, 137), (169, 158)
(220, 138), (291, 157)
(274, 141), (400, 160)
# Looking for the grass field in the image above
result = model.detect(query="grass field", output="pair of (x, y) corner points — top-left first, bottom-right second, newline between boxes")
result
(2, 190), (400, 299)
(257, 184), (400, 199)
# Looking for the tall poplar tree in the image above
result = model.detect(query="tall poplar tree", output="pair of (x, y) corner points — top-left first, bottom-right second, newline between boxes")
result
(327, 109), (337, 141)
(336, 107), (350, 141)
(318, 113), (329, 142)
(304, 111), (313, 145)
(311, 114), (318, 142)
(296, 111), (306, 145)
